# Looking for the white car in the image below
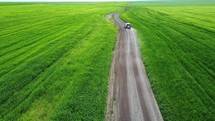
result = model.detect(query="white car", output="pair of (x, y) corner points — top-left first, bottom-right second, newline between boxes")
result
(124, 23), (131, 29)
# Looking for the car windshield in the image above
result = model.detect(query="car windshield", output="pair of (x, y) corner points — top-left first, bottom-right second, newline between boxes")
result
(127, 23), (130, 26)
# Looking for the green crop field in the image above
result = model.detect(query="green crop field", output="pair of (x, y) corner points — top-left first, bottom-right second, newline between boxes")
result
(1, 1), (215, 121)
(121, 3), (215, 121)
(0, 3), (123, 120)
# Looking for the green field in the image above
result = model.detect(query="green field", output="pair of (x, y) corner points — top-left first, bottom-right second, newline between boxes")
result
(121, 3), (215, 121)
(1, 1), (215, 121)
(0, 3), (122, 120)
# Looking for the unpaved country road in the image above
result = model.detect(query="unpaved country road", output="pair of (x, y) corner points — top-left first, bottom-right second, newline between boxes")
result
(106, 13), (164, 121)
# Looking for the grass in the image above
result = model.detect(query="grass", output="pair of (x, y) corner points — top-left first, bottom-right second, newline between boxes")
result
(0, 3), (123, 120)
(121, 3), (215, 121)
(1, 1), (215, 121)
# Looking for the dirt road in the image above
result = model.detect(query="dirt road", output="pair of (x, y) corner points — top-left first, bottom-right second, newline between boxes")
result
(106, 13), (163, 121)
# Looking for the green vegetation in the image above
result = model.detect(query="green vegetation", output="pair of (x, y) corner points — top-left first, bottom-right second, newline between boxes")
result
(1, 1), (215, 121)
(0, 3), (122, 120)
(121, 3), (215, 121)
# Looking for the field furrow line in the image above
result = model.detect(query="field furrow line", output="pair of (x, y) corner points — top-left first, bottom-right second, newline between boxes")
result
(135, 15), (214, 109)
(2, 19), (97, 119)
(0, 17), (68, 50)
(0, 17), (57, 38)
(0, 20), (96, 116)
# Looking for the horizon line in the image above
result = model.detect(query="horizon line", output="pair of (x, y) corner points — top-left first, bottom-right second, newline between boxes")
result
(0, 0), (148, 2)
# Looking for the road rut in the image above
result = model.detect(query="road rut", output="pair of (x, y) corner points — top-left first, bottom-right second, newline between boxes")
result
(106, 13), (163, 121)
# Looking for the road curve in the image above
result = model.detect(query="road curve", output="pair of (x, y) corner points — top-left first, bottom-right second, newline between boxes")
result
(106, 13), (164, 121)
